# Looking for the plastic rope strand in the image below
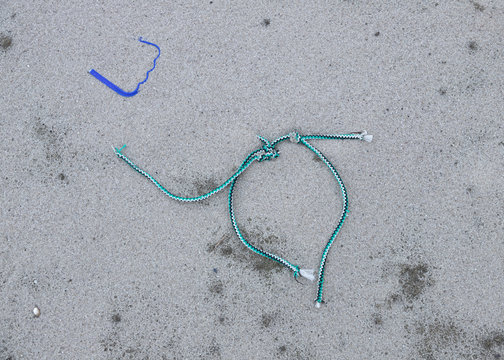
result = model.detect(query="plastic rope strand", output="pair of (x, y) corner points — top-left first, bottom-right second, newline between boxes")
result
(228, 177), (300, 273)
(113, 145), (260, 202)
(299, 138), (350, 306)
(113, 130), (372, 306)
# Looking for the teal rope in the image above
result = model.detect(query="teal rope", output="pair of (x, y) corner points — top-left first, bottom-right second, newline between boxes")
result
(113, 145), (261, 202)
(229, 171), (300, 275)
(113, 130), (371, 307)
(299, 137), (351, 306)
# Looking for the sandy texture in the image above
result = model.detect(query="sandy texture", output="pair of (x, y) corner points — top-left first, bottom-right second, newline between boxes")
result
(1, 1), (503, 359)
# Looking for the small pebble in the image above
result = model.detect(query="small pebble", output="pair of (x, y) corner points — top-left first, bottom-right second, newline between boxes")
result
(33, 306), (40, 317)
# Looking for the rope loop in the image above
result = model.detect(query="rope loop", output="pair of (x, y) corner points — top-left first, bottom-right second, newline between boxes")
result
(114, 130), (372, 307)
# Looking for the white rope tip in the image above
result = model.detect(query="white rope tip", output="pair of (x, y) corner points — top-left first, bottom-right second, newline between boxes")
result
(315, 302), (321, 309)
(359, 130), (373, 142)
(363, 134), (373, 142)
(299, 269), (315, 281)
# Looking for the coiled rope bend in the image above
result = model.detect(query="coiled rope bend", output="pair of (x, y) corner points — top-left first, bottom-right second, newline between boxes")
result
(113, 130), (372, 307)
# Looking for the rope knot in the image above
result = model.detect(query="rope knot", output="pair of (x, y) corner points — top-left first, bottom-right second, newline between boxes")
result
(289, 131), (301, 143)
(257, 145), (279, 162)
(293, 265), (301, 278)
(256, 135), (280, 162)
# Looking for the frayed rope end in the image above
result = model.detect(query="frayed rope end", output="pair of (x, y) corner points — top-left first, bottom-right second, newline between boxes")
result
(315, 302), (321, 309)
(360, 130), (373, 142)
(299, 269), (315, 281)
(113, 145), (126, 154)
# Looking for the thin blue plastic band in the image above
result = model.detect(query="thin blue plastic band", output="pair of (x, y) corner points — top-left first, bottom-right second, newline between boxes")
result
(89, 37), (160, 97)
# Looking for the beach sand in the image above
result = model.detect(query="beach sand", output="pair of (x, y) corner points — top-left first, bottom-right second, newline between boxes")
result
(1, 1), (503, 358)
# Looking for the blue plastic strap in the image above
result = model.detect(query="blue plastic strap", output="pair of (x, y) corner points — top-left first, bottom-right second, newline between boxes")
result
(89, 37), (161, 97)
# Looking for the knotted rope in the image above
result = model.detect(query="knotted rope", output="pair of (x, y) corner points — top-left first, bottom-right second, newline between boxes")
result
(113, 130), (372, 307)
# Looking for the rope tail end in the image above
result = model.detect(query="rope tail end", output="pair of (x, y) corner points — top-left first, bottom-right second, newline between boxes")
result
(363, 134), (373, 142)
(360, 130), (373, 142)
(113, 144), (126, 155)
(299, 269), (315, 282)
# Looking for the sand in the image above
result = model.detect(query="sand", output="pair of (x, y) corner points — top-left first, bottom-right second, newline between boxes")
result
(1, 1), (503, 359)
